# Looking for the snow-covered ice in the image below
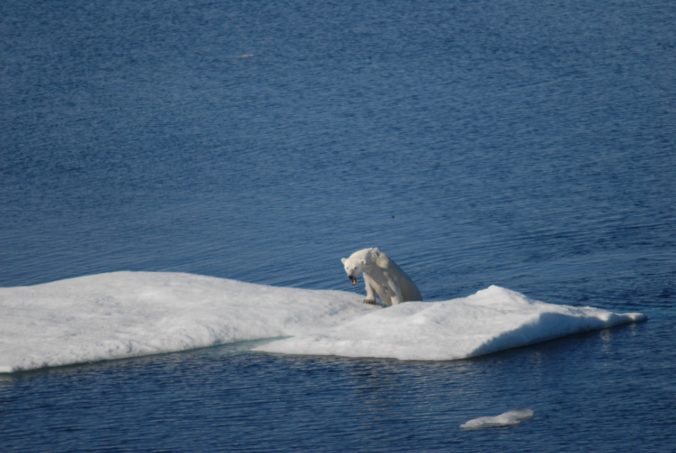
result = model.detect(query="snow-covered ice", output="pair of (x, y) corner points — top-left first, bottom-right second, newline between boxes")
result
(460, 409), (535, 430)
(0, 272), (645, 372)
(257, 285), (645, 360)
(0, 272), (371, 372)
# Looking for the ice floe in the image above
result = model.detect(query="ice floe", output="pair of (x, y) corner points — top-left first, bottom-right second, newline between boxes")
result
(0, 272), (645, 372)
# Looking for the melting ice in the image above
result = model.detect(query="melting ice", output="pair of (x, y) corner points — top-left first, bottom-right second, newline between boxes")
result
(0, 272), (645, 372)
(460, 409), (535, 430)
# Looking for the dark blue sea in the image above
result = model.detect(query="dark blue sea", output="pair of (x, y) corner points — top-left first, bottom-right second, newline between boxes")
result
(1, 0), (675, 451)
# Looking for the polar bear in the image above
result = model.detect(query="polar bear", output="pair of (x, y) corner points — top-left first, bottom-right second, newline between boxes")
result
(341, 247), (422, 306)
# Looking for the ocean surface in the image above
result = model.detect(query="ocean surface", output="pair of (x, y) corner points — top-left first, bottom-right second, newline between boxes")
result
(1, 0), (675, 451)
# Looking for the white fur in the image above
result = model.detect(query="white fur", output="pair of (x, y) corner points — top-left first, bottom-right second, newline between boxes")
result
(341, 247), (422, 306)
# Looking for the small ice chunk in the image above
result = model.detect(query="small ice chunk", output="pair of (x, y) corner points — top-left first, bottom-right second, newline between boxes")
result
(460, 409), (534, 430)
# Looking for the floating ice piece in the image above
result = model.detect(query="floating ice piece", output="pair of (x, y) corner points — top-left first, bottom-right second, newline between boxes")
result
(0, 273), (645, 372)
(460, 409), (535, 430)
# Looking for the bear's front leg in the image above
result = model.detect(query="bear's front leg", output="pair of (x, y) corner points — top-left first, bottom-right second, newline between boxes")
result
(363, 275), (377, 305)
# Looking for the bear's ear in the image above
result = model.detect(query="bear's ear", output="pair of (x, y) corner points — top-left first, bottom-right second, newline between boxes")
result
(341, 257), (347, 265)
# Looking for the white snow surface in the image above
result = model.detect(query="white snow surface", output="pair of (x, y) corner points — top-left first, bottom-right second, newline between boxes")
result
(0, 272), (645, 372)
(257, 284), (645, 360)
(0, 272), (370, 373)
(460, 409), (535, 430)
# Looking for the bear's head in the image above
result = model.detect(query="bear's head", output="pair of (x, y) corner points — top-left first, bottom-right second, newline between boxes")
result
(341, 248), (384, 286)
(341, 256), (364, 286)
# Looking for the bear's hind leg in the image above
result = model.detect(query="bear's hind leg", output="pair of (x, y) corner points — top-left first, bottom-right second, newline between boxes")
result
(386, 276), (403, 305)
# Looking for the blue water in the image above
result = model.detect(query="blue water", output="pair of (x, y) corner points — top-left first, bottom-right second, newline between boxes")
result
(1, 0), (674, 451)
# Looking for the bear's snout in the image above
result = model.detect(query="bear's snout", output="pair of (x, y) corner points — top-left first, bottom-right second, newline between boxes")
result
(349, 276), (358, 286)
